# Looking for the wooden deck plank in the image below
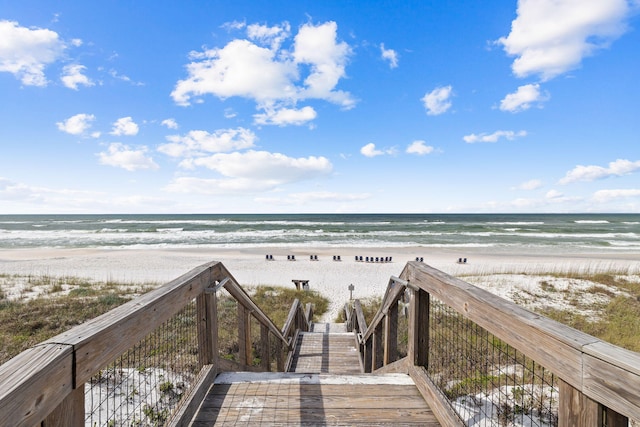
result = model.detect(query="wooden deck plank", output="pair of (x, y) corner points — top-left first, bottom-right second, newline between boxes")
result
(288, 329), (362, 374)
(187, 324), (441, 426)
(190, 373), (439, 426)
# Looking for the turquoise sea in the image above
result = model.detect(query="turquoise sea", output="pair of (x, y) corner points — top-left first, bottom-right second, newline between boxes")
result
(0, 214), (639, 253)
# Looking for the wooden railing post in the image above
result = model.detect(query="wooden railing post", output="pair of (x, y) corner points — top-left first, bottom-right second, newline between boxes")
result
(42, 386), (84, 427)
(197, 288), (218, 366)
(557, 380), (629, 427)
(384, 302), (398, 365)
(373, 322), (384, 370)
(238, 305), (252, 367)
(408, 288), (429, 367)
(260, 324), (270, 371)
(558, 379), (602, 426)
(363, 338), (373, 373)
(276, 340), (284, 371)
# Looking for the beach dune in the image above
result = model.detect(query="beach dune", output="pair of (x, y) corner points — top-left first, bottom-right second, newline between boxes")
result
(2, 246), (639, 322)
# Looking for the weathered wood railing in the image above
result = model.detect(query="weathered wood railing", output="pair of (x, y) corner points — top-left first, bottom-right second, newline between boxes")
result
(345, 261), (640, 426)
(0, 261), (312, 427)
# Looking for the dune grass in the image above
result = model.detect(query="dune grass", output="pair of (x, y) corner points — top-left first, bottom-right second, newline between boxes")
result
(0, 275), (330, 366)
(350, 270), (640, 353)
(0, 275), (156, 364)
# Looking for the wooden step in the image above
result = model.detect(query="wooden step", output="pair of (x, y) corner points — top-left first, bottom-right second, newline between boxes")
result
(189, 372), (440, 426)
(288, 329), (362, 374)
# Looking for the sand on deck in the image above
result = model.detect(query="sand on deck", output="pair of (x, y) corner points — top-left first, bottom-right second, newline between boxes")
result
(1, 246), (640, 321)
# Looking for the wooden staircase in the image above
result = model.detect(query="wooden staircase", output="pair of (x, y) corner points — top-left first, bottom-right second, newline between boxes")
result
(189, 323), (440, 426)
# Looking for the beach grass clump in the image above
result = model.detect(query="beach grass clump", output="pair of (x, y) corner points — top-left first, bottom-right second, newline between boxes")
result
(250, 285), (329, 327)
(0, 275), (159, 364)
(215, 285), (329, 365)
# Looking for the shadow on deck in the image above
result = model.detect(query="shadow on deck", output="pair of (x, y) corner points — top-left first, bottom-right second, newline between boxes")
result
(188, 323), (440, 426)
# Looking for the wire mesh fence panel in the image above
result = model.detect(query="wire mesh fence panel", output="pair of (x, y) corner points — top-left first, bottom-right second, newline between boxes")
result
(85, 300), (200, 427)
(427, 298), (558, 427)
(217, 288), (239, 363)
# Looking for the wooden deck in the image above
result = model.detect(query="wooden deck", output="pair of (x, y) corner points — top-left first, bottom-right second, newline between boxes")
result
(188, 323), (440, 426)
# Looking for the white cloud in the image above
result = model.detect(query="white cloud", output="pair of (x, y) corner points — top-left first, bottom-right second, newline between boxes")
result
(406, 140), (434, 155)
(189, 150), (331, 180)
(165, 150), (332, 193)
(559, 159), (640, 184)
(499, 84), (549, 113)
(110, 117), (139, 136)
(172, 39), (297, 106)
(257, 191), (371, 205)
(158, 127), (257, 157)
(514, 179), (543, 190)
(254, 106), (317, 126)
(592, 189), (640, 202)
(497, 0), (633, 80)
(422, 85), (453, 115)
(61, 64), (93, 90)
(545, 189), (564, 199)
(161, 118), (179, 130)
(463, 130), (527, 143)
(109, 69), (144, 86)
(0, 20), (67, 86)
(293, 22), (353, 107)
(98, 143), (159, 171)
(361, 143), (397, 158)
(56, 113), (96, 135)
(380, 43), (398, 68)
(171, 21), (354, 117)
(247, 22), (291, 50)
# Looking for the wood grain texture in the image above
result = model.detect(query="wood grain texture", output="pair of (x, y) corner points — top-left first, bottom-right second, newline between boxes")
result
(0, 344), (73, 427)
(190, 372), (440, 426)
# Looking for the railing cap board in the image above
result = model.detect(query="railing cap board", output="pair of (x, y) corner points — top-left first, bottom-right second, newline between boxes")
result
(42, 261), (218, 385)
(402, 262), (597, 385)
(220, 268), (288, 343)
(583, 340), (640, 418)
(362, 280), (405, 342)
(0, 344), (73, 427)
(354, 299), (367, 334)
(403, 261), (640, 420)
(282, 299), (303, 338)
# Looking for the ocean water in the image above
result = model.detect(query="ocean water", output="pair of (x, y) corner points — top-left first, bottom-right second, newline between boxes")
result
(0, 213), (639, 252)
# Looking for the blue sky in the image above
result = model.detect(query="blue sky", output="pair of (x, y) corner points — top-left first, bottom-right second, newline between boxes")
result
(1, 0), (639, 214)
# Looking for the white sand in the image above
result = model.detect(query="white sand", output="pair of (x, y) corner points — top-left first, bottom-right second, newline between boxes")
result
(1, 246), (640, 321)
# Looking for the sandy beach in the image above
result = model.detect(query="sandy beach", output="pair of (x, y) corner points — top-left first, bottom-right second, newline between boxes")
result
(2, 246), (640, 321)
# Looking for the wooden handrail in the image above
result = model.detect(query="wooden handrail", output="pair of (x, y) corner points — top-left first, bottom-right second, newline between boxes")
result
(399, 261), (640, 423)
(218, 264), (288, 344)
(361, 276), (406, 342)
(0, 260), (302, 427)
(348, 261), (640, 424)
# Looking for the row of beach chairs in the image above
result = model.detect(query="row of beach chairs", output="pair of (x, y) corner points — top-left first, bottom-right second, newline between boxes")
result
(265, 254), (339, 261)
(355, 256), (393, 263)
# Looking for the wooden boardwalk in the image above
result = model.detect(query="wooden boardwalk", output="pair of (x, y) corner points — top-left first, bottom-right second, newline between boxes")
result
(189, 323), (440, 426)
